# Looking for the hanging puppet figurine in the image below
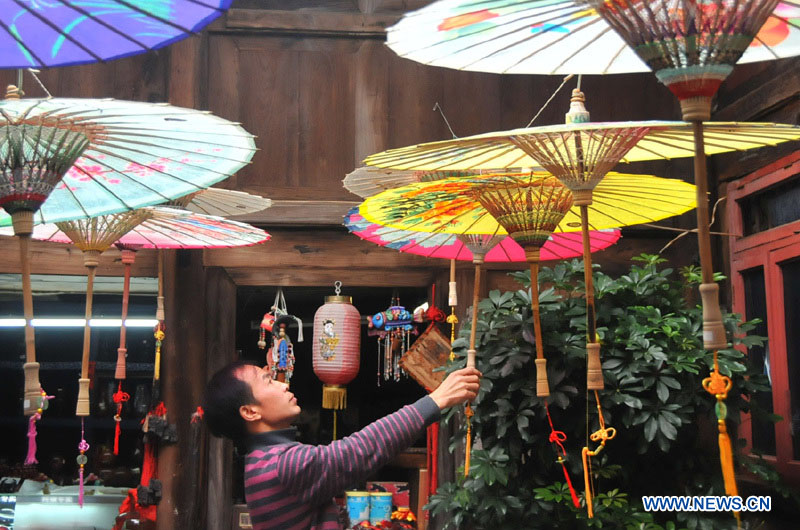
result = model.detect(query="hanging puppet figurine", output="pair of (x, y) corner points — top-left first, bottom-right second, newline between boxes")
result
(268, 316), (296, 384)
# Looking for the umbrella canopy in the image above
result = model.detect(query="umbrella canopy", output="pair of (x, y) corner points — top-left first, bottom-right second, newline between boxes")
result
(386, 0), (800, 76)
(345, 206), (620, 261)
(364, 120), (800, 171)
(2, 206), (270, 249)
(0, 93), (257, 228)
(167, 188), (272, 217)
(359, 171), (696, 235)
(343, 166), (510, 198)
(0, 0), (234, 69)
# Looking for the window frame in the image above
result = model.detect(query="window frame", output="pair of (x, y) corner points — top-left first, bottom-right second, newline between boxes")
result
(728, 150), (800, 481)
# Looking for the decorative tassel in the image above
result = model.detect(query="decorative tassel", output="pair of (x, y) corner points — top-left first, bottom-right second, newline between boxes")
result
(77, 418), (90, 508)
(25, 389), (53, 465)
(25, 412), (41, 465)
(322, 385), (347, 410)
(113, 382), (130, 456)
(581, 392), (616, 518)
(464, 404), (474, 476)
(545, 403), (580, 508)
(703, 352), (740, 523)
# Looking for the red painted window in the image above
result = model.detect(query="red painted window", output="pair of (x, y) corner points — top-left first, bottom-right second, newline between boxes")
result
(728, 151), (800, 481)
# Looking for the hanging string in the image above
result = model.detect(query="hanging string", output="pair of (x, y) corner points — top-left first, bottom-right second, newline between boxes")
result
(545, 402), (580, 508)
(77, 418), (90, 508)
(433, 102), (458, 139)
(27, 68), (52, 98)
(526, 74), (575, 128)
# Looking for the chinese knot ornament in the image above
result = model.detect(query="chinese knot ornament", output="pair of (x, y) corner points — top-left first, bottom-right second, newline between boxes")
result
(312, 282), (361, 410)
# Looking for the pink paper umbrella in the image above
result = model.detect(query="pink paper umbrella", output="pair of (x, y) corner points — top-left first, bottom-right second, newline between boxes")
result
(345, 207), (620, 263)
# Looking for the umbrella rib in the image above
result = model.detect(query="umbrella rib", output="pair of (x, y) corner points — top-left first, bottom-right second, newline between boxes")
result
(87, 144), (239, 185)
(12, 0), (105, 63)
(0, 17), (47, 66)
(453, 6), (596, 69)
(102, 0), (197, 35)
(394, 2), (583, 58)
(502, 16), (606, 73)
(94, 138), (254, 165)
(76, 152), (173, 203)
(53, 0), (154, 52)
(185, 0), (227, 9)
(552, 24), (617, 73)
(602, 43), (630, 75)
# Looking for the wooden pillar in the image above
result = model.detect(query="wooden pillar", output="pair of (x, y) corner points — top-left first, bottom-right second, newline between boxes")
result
(205, 267), (237, 530)
(157, 249), (236, 530)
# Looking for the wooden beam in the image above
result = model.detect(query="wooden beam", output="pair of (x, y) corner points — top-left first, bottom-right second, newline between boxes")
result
(714, 59), (800, 122)
(230, 200), (360, 225)
(225, 266), (435, 286)
(222, 8), (400, 36)
(203, 229), (438, 269)
(0, 237), (158, 276)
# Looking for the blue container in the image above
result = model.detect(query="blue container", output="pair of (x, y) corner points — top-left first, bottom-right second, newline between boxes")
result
(369, 492), (393, 525)
(345, 491), (370, 525)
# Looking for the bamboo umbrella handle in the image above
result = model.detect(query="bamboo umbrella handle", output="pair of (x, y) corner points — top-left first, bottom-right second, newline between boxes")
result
(528, 251), (549, 397)
(77, 251), (100, 417)
(467, 262), (481, 368)
(19, 229), (41, 416)
(115, 250), (136, 380)
(692, 121), (727, 351)
(579, 204), (604, 391)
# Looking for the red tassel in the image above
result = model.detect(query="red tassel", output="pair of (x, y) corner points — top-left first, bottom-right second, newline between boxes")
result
(545, 403), (580, 508)
(112, 382), (130, 456)
(114, 421), (121, 455)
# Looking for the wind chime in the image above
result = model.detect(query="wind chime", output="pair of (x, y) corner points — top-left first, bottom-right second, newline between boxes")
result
(368, 296), (415, 383)
(312, 282), (361, 439)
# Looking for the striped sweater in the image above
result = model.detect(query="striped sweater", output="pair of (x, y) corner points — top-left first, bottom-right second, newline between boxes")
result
(243, 396), (441, 530)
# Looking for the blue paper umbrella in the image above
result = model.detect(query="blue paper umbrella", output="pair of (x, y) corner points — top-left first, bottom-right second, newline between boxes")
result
(0, 0), (233, 69)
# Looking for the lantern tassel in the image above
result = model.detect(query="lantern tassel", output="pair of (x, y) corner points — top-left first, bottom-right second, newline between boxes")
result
(322, 385), (347, 410)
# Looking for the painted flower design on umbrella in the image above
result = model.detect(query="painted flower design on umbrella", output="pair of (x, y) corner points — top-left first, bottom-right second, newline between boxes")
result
(752, 2), (800, 47)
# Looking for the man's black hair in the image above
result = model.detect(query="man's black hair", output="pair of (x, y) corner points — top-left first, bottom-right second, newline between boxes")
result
(203, 360), (258, 444)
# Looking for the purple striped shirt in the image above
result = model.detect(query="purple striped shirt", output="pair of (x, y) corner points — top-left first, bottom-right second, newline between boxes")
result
(243, 396), (440, 530)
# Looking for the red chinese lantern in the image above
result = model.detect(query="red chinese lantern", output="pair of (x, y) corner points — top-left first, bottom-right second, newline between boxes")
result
(312, 282), (361, 424)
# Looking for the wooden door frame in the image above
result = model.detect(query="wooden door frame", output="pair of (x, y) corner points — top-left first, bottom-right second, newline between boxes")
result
(727, 151), (800, 481)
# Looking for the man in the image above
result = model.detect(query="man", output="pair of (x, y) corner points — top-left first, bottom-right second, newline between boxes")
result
(204, 361), (481, 530)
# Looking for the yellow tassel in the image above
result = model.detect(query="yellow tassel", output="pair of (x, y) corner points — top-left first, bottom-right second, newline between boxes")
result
(718, 421), (739, 497)
(322, 385), (346, 410)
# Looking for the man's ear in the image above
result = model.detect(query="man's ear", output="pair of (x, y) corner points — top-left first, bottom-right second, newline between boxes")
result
(239, 404), (261, 423)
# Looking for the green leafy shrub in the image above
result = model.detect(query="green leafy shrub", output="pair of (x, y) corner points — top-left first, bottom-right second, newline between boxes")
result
(428, 255), (784, 529)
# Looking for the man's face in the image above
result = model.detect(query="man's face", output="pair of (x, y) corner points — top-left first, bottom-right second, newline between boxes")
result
(236, 365), (301, 430)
